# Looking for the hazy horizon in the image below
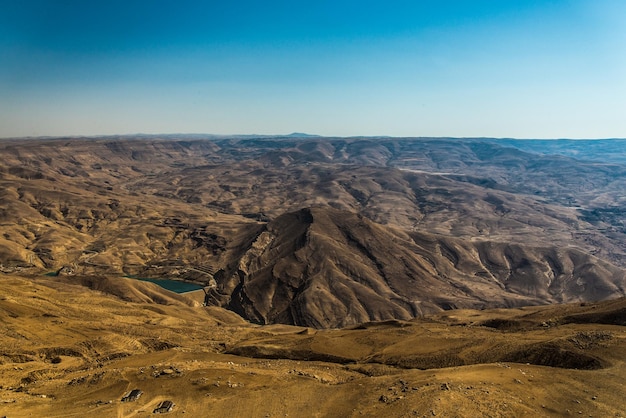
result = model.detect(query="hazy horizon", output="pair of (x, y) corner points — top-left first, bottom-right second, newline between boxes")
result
(2, 1), (625, 139)
(2, 132), (626, 141)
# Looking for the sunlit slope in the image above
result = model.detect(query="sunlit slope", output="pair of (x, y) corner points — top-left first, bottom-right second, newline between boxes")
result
(1, 275), (625, 417)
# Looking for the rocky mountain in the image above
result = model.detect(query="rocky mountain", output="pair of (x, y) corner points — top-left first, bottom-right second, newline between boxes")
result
(208, 207), (625, 328)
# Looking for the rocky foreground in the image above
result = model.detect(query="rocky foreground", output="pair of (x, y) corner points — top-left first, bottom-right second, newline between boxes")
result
(1, 275), (625, 417)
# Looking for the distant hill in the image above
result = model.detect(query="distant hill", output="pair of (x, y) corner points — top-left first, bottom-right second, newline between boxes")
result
(485, 138), (626, 165)
(284, 132), (320, 138)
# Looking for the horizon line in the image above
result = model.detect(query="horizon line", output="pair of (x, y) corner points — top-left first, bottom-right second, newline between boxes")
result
(2, 133), (625, 141)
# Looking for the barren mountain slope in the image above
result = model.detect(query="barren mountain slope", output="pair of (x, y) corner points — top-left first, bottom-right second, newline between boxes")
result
(208, 207), (626, 328)
(0, 151), (258, 275)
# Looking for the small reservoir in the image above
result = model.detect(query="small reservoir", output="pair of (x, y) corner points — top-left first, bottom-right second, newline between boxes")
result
(127, 277), (204, 294)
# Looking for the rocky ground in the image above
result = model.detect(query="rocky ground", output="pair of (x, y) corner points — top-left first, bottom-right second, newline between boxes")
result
(1, 275), (625, 417)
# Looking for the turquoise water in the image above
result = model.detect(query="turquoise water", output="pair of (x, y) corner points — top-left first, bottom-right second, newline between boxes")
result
(126, 277), (203, 293)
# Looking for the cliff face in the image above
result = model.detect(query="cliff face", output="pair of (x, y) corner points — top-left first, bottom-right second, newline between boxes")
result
(210, 207), (625, 328)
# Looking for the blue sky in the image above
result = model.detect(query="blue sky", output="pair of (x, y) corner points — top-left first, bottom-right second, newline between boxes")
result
(1, 0), (625, 138)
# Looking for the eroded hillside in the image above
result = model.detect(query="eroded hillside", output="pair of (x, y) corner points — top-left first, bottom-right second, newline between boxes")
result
(206, 207), (624, 327)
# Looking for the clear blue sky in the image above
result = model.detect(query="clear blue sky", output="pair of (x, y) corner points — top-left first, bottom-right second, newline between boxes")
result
(1, 0), (625, 138)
